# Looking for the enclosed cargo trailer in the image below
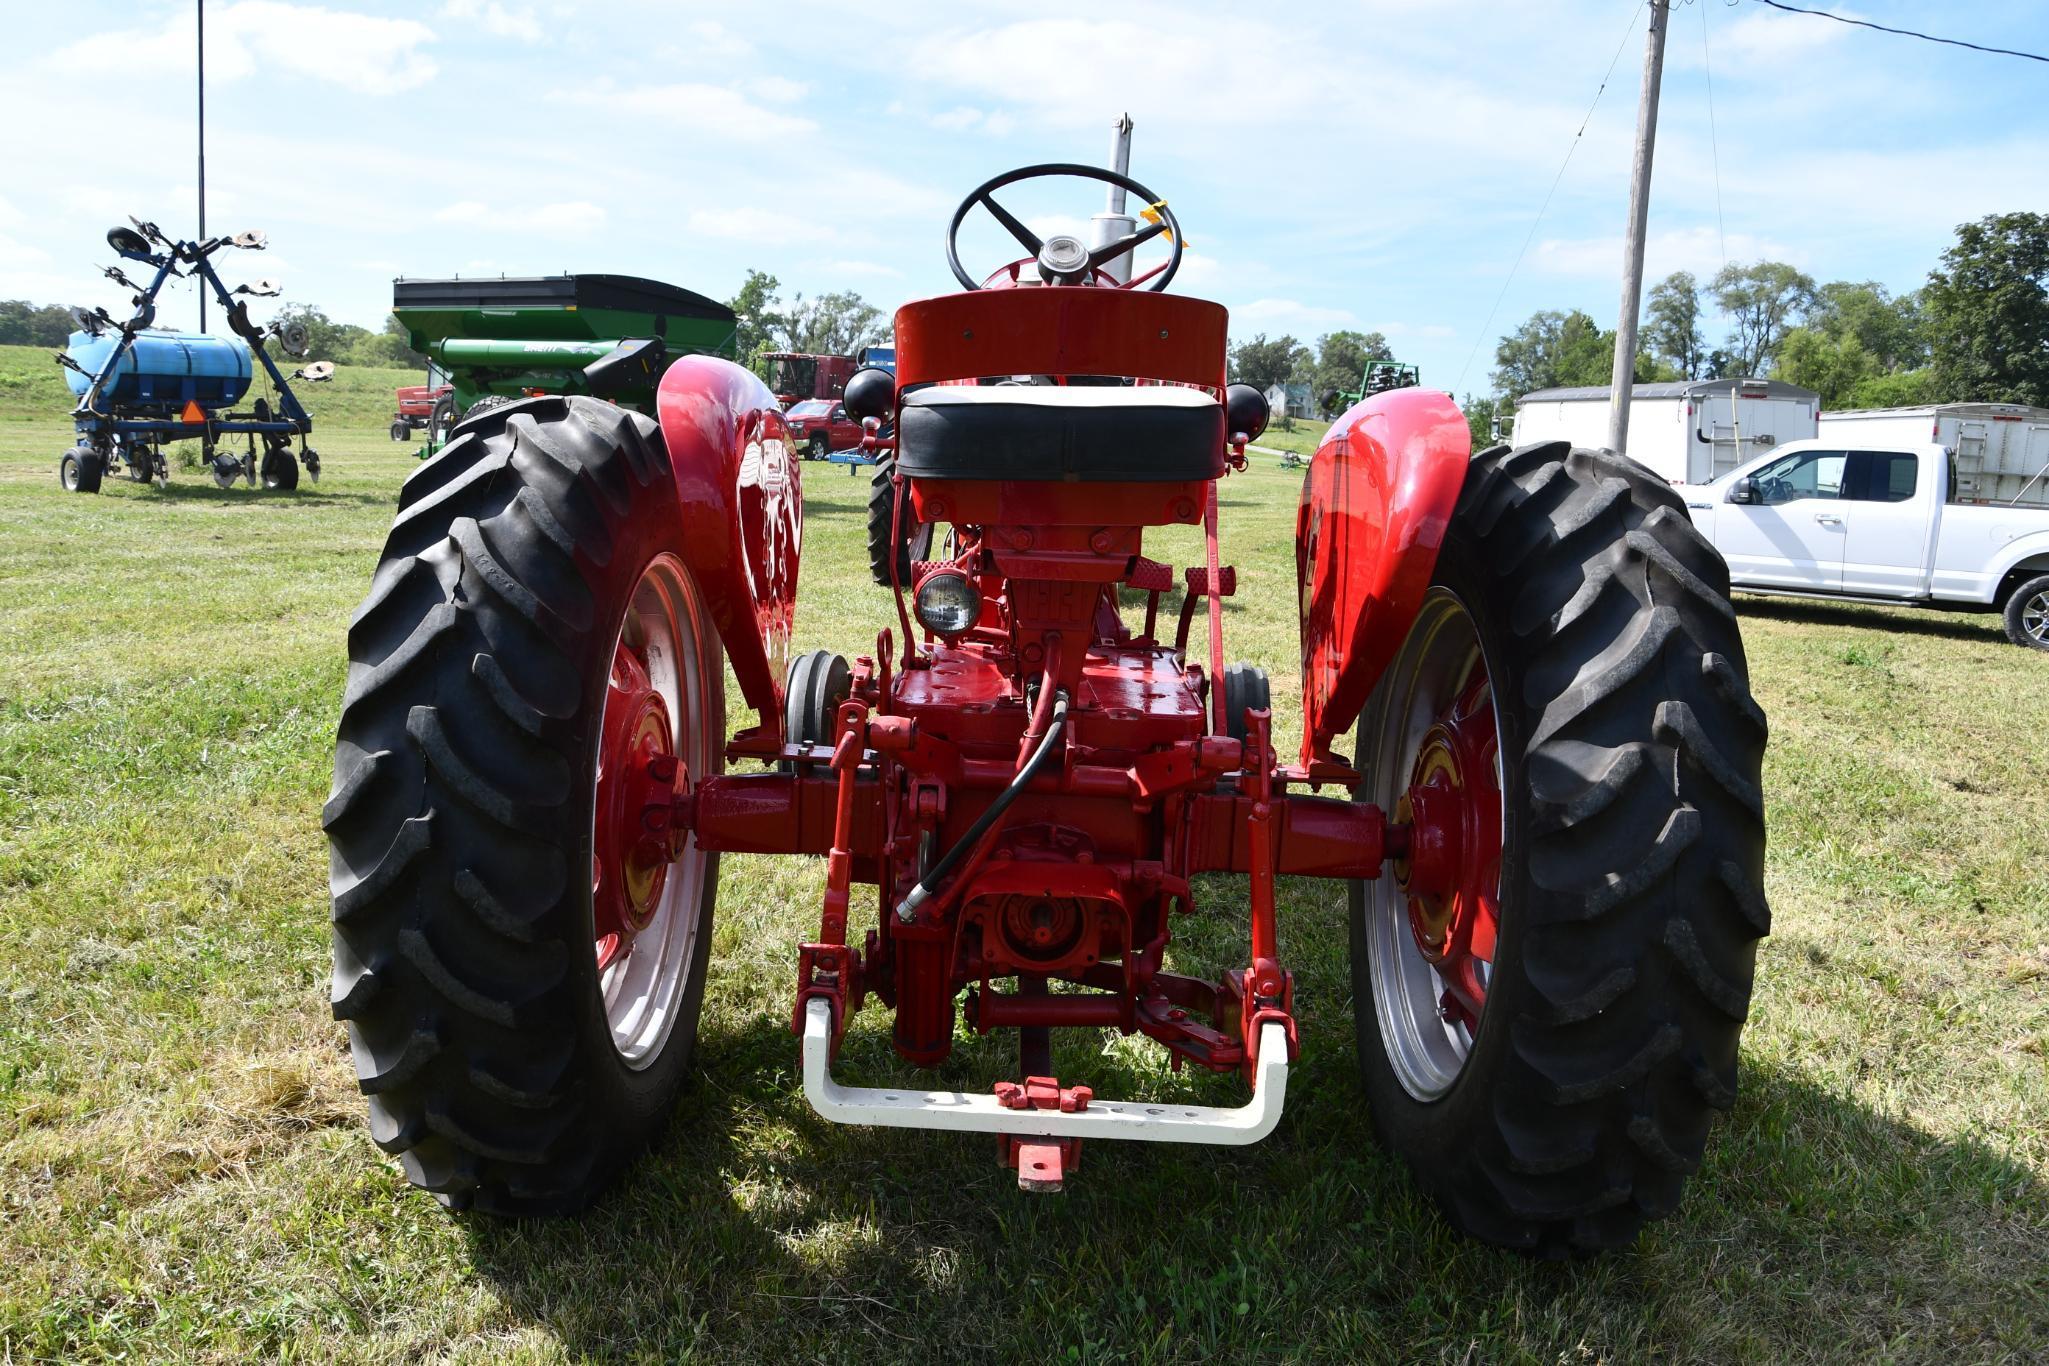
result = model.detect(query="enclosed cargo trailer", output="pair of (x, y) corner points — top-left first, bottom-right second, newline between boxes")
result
(1511, 377), (1818, 484)
(1820, 403), (2049, 508)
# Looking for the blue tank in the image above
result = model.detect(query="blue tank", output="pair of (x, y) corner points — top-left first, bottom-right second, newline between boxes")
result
(65, 328), (253, 411)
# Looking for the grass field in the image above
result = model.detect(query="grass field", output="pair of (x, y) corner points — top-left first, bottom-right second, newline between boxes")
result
(1, 343), (2045, 1362)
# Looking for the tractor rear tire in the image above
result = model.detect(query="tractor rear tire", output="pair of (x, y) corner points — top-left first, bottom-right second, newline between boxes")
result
(1350, 440), (1768, 1254)
(326, 395), (723, 1215)
(866, 457), (933, 586)
(60, 448), (102, 494)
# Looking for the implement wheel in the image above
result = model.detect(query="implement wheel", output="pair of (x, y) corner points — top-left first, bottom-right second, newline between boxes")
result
(60, 447), (102, 494)
(327, 395), (725, 1214)
(866, 456), (934, 586)
(1351, 441), (1769, 1254)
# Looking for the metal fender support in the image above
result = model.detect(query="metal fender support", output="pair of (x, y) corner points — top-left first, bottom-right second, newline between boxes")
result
(655, 354), (802, 741)
(1295, 385), (1472, 765)
(800, 1001), (1291, 1145)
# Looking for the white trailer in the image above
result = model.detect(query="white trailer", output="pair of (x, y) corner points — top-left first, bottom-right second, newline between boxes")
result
(1819, 402), (2049, 508)
(1509, 378), (1819, 484)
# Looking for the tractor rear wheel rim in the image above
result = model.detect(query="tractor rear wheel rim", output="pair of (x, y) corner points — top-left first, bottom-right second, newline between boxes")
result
(590, 554), (717, 1069)
(1361, 587), (1504, 1101)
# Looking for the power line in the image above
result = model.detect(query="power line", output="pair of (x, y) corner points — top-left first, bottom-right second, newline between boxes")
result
(1455, 0), (1648, 396)
(1751, 0), (2049, 65)
(1700, 0), (1727, 273)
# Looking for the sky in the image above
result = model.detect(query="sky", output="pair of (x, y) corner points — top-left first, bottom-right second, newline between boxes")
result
(2, 0), (2046, 396)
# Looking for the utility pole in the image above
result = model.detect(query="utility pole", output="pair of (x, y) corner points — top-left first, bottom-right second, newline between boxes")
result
(1606, 0), (1669, 457)
(197, 0), (207, 331)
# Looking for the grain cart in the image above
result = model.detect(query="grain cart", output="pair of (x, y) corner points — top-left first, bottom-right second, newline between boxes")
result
(390, 274), (738, 456)
(329, 158), (1769, 1253)
(56, 217), (328, 492)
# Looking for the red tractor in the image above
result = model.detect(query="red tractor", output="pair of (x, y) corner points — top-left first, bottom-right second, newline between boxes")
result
(764, 350), (856, 408)
(327, 160), (1768, 1253)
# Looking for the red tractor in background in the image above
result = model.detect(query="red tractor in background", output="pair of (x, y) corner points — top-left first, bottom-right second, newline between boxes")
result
(327, 156), (1768, 1253)
(765, 350), (856, 408)
(389, 380), (452, 442)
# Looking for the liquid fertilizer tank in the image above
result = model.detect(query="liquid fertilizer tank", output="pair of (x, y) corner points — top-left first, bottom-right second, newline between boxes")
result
(56, 216), (329, 494)
(63, 328), (254, 411)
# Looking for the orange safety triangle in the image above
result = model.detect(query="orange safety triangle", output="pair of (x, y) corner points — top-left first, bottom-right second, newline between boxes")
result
(180, 399), (206, 424)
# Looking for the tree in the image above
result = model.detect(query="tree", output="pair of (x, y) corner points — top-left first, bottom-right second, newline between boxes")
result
(1710, 261), (1816, 376)
(346, 314), (427, 369)
(727, 269), (784, 376)
(1924, 212), (2049, 407)
(1229, 333), (1308, 390)
(1643, 272), (1706, 380)
(1806, 281), (1926, 373)
(270, 303), (371, 364)
(1460, 393), (1502, 451)
(0, 300), (76, 347)
(1491, 309), (1608, 398)
(1774, 281), (1929, 408)
(1311, 329), (1391, 413)
(776, 290), (887, 356)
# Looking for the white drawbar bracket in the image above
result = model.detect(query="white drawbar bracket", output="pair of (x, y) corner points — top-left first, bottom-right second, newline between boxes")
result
(800, 1000), (1291, 1145)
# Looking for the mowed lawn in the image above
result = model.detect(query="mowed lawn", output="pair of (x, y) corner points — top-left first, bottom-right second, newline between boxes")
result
(1, 349), (2045, 1362)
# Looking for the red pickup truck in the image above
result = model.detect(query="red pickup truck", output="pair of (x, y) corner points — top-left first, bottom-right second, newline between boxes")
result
(783, 398), (862, 458)
(391, 384), (452, 442)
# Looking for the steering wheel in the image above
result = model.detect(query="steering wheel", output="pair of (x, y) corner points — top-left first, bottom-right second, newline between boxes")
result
(945, 163), (1184, 293)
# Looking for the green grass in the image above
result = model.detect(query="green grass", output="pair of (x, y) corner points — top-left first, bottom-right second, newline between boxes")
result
(1, 344), (2045, 1362)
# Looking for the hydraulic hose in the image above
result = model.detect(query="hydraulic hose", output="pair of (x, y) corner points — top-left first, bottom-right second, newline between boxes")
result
(894, 690), (1069, 923)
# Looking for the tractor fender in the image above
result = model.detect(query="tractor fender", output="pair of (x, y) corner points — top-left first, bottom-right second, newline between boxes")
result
(1295, 387), (1472, 765)
(655, 354), (802, 733)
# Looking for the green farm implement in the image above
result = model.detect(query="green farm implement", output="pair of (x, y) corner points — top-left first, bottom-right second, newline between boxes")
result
(391, 274), (738, 456)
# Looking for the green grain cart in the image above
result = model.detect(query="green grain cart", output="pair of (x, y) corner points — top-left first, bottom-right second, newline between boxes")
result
(392, 274), (739, 456)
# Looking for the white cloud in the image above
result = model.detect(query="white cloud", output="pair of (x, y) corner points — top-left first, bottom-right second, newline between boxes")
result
(49, 2), (437, 97)
(1532, 227), (1803, 280)
(530, 202), (606, 235)
(816, 259), (904, 279)
(548, 82), (815, 141)
(932, 106), (984, 131)
(682, 20), (751, 59)
(685, 207), (833, 246)
(746, 76), (809, 104)
(1232, 298), (1358, 330)
(441, 0), (541, 43)
(432, 200), (605, 236)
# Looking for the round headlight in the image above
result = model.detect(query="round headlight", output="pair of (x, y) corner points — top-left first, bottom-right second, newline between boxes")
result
(913, 570), (981, 636)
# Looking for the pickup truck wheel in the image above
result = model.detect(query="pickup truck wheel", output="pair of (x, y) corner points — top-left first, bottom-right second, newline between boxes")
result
(2004, 572), (2049, 651)
(808, 434), (829, 461)
(1352, 440), (1769, 1254)
(866, 457), (934, 586)
(327, 395), (724, 1215)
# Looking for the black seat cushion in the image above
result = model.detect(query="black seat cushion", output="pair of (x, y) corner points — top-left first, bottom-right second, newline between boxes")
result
(896, 384), (1224, 482)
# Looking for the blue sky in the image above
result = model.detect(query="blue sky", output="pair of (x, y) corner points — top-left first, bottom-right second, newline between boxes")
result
(3, 0), (2045, 395)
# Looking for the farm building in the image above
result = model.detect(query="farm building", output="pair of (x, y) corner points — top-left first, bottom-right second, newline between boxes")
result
(1511, 377), (1819, 484)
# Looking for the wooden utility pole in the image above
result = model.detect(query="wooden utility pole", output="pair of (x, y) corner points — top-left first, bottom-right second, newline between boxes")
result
(197, 0), (207, 331)
(1606, 0), (1670, 457)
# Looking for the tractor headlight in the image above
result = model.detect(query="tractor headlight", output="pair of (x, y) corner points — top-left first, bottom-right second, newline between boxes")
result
(913, 570), (980, 636)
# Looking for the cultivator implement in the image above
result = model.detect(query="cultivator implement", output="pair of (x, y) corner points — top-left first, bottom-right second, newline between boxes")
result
(329, 136), (1769, 1253)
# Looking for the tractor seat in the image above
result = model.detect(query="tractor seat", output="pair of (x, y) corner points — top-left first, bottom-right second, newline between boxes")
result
(896, 384), (1225, 483)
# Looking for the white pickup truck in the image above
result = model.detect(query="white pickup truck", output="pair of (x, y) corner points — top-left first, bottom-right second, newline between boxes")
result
(1677, 439), (2049, 651)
